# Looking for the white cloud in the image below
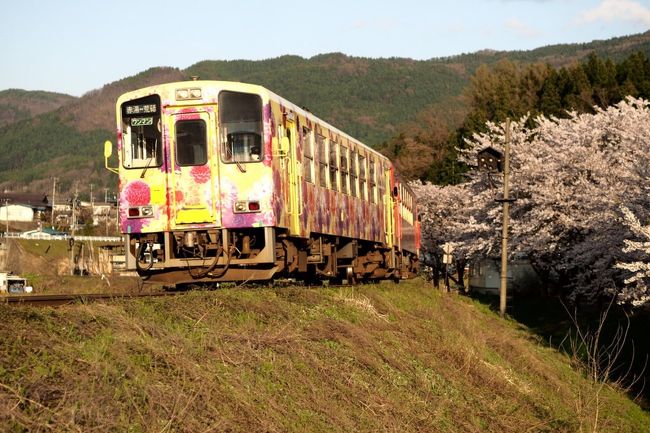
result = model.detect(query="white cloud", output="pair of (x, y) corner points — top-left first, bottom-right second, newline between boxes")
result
(578, 0), (650, 27)
(505, 18), (543, 38)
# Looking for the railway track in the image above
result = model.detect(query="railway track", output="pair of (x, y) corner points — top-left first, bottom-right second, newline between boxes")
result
(0, 279), (389, 307)
(0, 291), (183, 307)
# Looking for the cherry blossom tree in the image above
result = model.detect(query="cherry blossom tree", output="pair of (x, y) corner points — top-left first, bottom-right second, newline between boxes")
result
(415, 97), (650, 305)
(615, 207), (650, 306)
(410, 182), (491, 288)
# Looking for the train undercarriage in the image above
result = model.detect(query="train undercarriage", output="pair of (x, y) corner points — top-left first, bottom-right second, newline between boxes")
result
(127, 227), (419, 287)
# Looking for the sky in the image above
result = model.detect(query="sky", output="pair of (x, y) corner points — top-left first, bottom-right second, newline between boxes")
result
(1, 0), (649, 96)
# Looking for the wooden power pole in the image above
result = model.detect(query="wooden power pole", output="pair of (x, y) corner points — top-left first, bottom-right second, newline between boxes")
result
(499, 119), (512, 318)
(51, 177), (57, 228)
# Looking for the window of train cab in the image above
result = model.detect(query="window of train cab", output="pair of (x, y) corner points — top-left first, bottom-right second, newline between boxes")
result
(120, 94), (163, 169)
(218, 91), (263, 163)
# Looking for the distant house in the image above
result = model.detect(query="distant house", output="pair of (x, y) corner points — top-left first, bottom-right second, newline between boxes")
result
(0, 193), (50, 222)
(0, 205), (36, 222)
(92, 203), (114, 226)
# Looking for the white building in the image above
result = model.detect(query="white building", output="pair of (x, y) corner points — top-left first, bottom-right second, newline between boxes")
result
(0, 204), (38, 222)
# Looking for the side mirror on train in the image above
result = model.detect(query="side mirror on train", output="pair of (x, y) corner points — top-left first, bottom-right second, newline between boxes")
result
(104, 140), (118, 174)
(393, 186), (399, 197)
(104, 140), (112, 158)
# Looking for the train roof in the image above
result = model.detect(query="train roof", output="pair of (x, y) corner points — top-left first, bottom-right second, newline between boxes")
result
(117, 80), (388, 163)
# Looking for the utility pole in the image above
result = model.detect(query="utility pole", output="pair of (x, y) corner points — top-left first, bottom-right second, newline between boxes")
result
(3, 199), (9, 236)
(498, 118), (513, 318)
(70, 188), (78, 276)
(103, 188), (109, 235)
(90, 183), (94, 231)
(51, 177), (58, 228)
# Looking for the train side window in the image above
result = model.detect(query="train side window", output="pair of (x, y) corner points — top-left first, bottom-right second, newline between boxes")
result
(219, 91), (263, 163)
(377, 163), (384, 205)
(175, 119), (207, 166)
(359, 155), (367, 201)
(329, 140), (338, 191)
(340, 146), (349, 195)
(350, 150), (358, 197)
(302, 127), (313, 183)
(369, 157), (377, 204)
(316, 133), (327, 188)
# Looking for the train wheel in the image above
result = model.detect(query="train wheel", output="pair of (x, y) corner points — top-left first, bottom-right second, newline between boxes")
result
(345, 266), (358, 285)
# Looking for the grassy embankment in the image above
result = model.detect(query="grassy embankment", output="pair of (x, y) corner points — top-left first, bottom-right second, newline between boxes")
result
(2, 239), (145, 294)
(1, 280), (648, 432)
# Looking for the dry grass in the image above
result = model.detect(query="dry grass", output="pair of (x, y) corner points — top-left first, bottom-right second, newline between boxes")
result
(0, 280), (648, 432)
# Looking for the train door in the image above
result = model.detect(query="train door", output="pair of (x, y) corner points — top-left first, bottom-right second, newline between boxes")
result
(285, 118), (303, 236)
(384, 166), (394, 248)
(168, 109), (220, 227)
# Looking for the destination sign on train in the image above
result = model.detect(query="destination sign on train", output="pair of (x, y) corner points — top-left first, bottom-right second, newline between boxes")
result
(123, 103), (158, 116)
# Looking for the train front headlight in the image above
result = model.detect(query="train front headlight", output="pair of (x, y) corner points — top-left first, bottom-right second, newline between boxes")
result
(233, 200), (261, 213)
(234, 201), (247, 213)
(175, 88), (202, 101)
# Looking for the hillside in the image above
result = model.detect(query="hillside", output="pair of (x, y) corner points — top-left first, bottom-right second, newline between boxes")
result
(0, 89), (76, 128)
(1, 280), (648, 432)
(442, 30), (650, 70)
(1, 31), (650, 197)
(0, 67), (186, 195)
(185, 54), (468, 145)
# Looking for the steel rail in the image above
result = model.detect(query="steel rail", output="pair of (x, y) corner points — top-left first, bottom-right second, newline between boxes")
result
(0, 280), (385, 307)
(0, 291), (182, 307)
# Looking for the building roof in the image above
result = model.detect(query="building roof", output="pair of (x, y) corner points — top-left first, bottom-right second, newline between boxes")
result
(0, 193), (50, 209)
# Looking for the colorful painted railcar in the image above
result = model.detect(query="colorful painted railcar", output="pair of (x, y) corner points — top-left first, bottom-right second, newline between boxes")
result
(104, 80), (419, 285)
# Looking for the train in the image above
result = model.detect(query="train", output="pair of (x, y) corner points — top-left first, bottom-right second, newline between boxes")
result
(103, 80), (420, 286)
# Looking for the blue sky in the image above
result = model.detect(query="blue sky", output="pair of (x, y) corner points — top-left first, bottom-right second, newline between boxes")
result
(1, 0), (649, 96)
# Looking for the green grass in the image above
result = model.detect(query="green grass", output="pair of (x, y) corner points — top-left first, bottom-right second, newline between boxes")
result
(0, 280), (648, 432)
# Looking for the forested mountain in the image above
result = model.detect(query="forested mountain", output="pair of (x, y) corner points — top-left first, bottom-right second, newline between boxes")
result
(186, 54), (468, 145)
(1, 31), (649, 198)
(0, 89), (76, 128)
(443, 30), (650, 70)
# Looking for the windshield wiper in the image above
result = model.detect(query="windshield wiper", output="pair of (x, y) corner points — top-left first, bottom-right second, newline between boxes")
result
(140, 156), (154, 178)
(235, 159), (247, 173)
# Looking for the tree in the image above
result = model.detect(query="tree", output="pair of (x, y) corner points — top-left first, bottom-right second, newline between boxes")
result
(416, 97), (650, 305)
(615, 207), (650, 306)
(410, 181), (493, 289)
(381, 109), (452, 181)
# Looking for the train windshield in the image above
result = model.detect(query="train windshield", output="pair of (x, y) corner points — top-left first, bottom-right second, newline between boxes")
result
(121, 94), (163, 169)
(219, 91), (263, 163)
